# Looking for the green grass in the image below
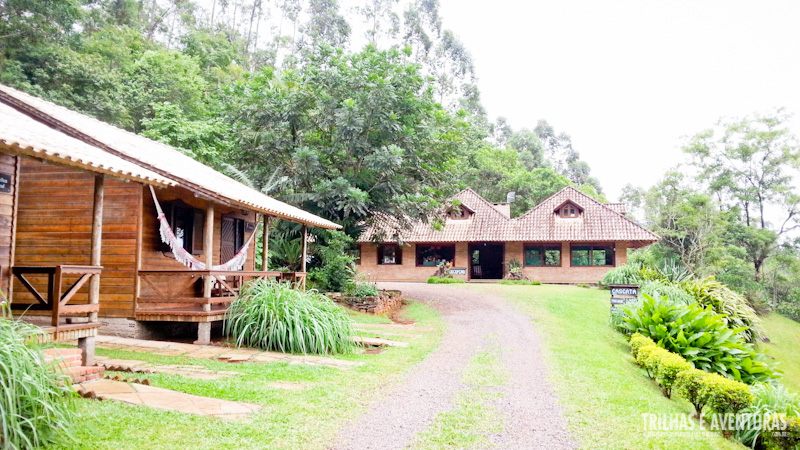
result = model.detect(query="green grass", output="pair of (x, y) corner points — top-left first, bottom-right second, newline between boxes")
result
(43, 300), (444, 450)
(468, 284), (745, 450)
(497, 280), (541, 286)
(345, 308), (393, 324)
(410, 336), (507, 449)
(427, 277), (465, 284)
(761, 312), (800, 393)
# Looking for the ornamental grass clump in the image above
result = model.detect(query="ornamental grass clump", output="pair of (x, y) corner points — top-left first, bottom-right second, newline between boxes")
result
(0, 308), (75, 450)
(224, 280), (355, 355)
(735, 384), (800, 448)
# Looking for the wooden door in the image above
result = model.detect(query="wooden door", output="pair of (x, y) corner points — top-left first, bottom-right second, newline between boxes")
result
(220, 217), (245, 263)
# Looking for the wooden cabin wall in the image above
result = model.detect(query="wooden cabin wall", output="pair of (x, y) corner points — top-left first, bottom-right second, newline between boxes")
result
(0, 152), (19, 297)
(139, 186), (257, 298)
(13, 159), (141, 317)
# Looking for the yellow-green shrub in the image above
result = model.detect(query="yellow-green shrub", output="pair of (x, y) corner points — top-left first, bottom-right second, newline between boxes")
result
(629, 333), (656, 359)
(761, 416), (800, 450)
(700, 373), (753, 417)
(636, 345), (667, 379)
(675, 369), (712, 419)
(654, 351), (692, 398)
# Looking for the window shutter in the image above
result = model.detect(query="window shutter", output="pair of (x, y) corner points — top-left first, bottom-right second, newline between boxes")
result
(192, 209), (205, 255)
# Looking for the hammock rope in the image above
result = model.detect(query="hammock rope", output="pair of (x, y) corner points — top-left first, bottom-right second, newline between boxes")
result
(149, 186), (256, 271)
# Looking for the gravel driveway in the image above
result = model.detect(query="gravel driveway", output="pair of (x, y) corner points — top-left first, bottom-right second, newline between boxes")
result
(330, 282), (575, 450)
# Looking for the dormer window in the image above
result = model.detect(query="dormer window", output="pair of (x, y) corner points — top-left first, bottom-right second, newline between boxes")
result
(448, 206), (472, 220)
(559, 202), (580, 218)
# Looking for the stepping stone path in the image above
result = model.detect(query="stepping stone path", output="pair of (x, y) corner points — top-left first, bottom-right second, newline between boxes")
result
(351, 336), (410, 348)
(94, 335), (362, 369)
(95, 356), (241, 380)
(73, 379), (260, 420)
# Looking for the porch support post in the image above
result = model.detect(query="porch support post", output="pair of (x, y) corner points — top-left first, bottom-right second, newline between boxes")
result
(196, 202), (214, 345)
(80, 174), (104, 366)
(300, 224), (307, 290)
(261, 215), (270, 271)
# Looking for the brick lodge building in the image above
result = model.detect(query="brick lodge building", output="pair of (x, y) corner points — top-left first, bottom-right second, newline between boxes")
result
(356, 187), (659, 284)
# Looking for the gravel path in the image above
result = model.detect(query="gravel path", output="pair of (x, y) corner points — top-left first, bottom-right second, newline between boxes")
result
(330, 282), (575, 450)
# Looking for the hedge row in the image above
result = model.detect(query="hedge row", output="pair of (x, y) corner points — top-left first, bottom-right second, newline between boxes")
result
(426, 277), (465, 284)
(630, 332), (752, 415)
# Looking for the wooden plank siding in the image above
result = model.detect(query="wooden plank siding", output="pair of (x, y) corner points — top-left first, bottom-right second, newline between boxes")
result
(0, 151), (19, 296)
(138, 186), (257, 306)
(12, 159), (140, 317)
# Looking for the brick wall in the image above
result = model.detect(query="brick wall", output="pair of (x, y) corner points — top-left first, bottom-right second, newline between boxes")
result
(358, 241), (629, 284)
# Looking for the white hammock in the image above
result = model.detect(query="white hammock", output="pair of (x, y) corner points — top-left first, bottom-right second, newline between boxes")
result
(149, 186), (256, 271)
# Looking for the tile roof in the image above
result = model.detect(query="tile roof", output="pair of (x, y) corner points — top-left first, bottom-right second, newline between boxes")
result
(359, 186), (659, 248)
(0, 84), (340, 230)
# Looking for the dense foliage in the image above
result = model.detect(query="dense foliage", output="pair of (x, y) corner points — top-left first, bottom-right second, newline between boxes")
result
(0, 310), (75, 450)
(225, 280), (355, 354)
(426, 276), (465, 284)
(622, 295), (776, 384)
(734, 384), (800, 449)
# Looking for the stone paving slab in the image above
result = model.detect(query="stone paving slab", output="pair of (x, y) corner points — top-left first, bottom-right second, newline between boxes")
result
(351, 323), (434, 332)
(95, 335), (363, 369)
(353, 328), (422, 338)
(73, 379), (260, 420)
(351, 336), (410, 348)
(96, 356), (242, 380)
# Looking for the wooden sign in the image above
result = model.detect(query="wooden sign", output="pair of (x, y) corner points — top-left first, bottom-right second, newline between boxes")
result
(450, 268), (467, 275)
(609, 284), (639, 310)
(0, 171), (13, 194)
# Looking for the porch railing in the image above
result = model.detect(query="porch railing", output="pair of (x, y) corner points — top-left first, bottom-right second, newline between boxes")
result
(10, 265), (103, 327)
(137, 270), (307, 313)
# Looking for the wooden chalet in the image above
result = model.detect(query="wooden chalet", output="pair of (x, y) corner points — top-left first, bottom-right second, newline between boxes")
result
(0, 84), (340, 363)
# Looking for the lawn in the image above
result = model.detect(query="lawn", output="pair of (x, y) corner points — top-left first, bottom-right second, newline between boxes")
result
(761, 312), (800, 392)
(44, 301), (444, 450)
(469, 284), (750, 450)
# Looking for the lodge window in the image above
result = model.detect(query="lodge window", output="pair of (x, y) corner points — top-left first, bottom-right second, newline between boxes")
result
(163, 200), (204, 255)
(449, 207), (470, 220)
(416, 244), (456, 267)
(571, 245), (614, 266)
(559, 203), (580, 218)
(220, 216), (246, 262)
(524, 245), (561, 267)
(354, 245), (362, 265)
(378, 244), (402, 265)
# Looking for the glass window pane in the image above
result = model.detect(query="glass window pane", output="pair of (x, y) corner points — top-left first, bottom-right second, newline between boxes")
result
(524, 246), (542, 266)
(592, 248), (607, 266)
(545, 248), (560, 266)
(382, 246), (396, 264)
(417, 245), (455, 266)
(572, 246), (590, 266)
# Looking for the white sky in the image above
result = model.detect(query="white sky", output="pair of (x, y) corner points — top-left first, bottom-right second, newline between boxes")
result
(436, 0), (800, 201)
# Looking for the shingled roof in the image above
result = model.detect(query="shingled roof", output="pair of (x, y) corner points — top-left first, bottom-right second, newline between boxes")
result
(359, 187), (659, 248)
(0, 84), (339, 230)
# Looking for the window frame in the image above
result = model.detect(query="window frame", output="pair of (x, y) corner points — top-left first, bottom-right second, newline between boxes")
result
(415, 243), (456, 267)
(523, 244), (562, 267)
(162, 199), (204, 255)
(570, 244), (615, 267)
(559, 202), (580, 218)
(377, 244), (402, 265)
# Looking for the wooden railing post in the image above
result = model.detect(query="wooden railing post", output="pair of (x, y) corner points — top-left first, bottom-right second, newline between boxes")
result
(300, 224), (307, 291)
(196, 202), (214, 345)
(261, 215), (270, 272)
(80, 174), (104, 365)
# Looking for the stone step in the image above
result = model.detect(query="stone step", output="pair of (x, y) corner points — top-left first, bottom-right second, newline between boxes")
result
(66, 365), (105, 384)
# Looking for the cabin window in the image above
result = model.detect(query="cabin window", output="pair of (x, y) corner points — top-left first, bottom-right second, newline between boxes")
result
(354, 245), (362, 265)
(559, 203), (580, 218)
(524, 245), (561, 266)
(416, 244), (455, 266)
(378, 244), (402, 265)
(163, 201), (204, 255)
(221, 216), (246, 262)
(449, 207), (470, 220)
(571, 245), (614, 266)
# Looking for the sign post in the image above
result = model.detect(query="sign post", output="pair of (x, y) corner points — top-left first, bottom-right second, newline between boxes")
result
(609, 284), (639, 317)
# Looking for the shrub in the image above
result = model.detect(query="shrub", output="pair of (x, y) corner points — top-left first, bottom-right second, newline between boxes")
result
(700, 373), (753, 417)
(576, 283), (591, 288)
(735, 384), (800, 448)
(0, 310), (75, 450)
(601, 263), (647, 285)
(676, 369), (712, 419)
(636, 345), (663, 379)
(640, 280), (695, 305)
(761, 416), (800, 450)
(682, 277), (766, 343)
(224, 280), (355, 354)
(427, 277), (465, 284)
(498, 280), (541, 286)
(654, 351), (692, 398)
(347, 281), (379, 298)
(777, 302), (800, 323)
(622, 295), (777, 384)
(629, 333), (656, 359)
(308, 231), (356, 293)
